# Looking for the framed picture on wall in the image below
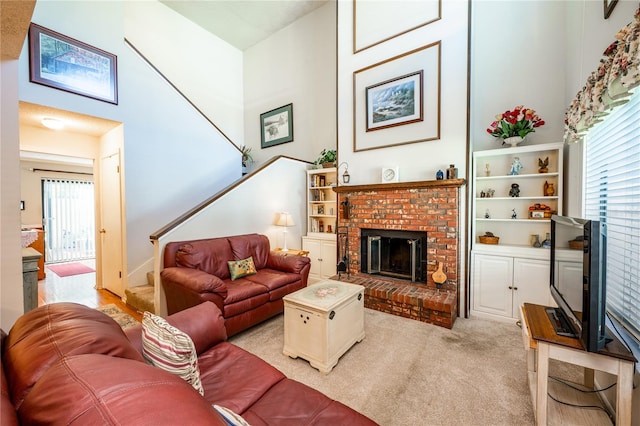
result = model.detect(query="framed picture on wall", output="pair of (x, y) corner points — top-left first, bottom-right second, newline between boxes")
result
(28, 23), (118, 104)
(353, 41), (441, 152)
(260, 103), (294, 148)
(603, 0), (618, 19)
(366, 71), (423, 132)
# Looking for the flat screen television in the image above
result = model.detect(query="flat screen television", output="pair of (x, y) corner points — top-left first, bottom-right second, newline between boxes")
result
(548, 215), (610, 352)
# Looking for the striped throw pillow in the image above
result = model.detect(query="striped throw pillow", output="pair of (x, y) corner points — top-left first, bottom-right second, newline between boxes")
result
(141, 311), (204, 395)
(213, 405), (251, 426)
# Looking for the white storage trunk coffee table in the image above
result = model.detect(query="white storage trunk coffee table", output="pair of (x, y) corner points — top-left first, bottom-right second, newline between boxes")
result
(283, 280), (365, 373)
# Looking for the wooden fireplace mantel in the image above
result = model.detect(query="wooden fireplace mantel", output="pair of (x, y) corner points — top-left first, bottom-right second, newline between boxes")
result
(332, 178), (466, 193)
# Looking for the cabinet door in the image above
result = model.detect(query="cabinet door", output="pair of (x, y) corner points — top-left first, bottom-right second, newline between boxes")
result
(512, 258), (551, 315)
(319, 240), (337, 279)
(302, 238), (322, 280)
(472, 254), (513, 317)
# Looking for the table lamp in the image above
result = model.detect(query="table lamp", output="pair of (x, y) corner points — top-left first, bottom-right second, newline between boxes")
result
(275, 212), (295, 251)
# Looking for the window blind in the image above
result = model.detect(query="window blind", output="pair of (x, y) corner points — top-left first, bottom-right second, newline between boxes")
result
(584, 88), (640, 342)
(42, 179), (96, 263)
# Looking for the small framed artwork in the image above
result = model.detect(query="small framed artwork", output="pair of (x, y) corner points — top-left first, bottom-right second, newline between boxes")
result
(260, 103), (294, 148)
(366, 71), (423, 132)
(28, 23), (118, 104)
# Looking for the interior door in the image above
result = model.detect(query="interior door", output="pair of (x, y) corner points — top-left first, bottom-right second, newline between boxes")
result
(100, 152), (123, 296)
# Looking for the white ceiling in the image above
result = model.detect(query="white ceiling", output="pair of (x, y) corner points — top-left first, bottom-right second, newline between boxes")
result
(161, 0), (329, 51)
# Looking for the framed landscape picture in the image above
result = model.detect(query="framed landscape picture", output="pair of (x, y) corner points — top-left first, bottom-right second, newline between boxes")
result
(28, 23), (118, 104)
(366, 71), (423, 132)
(260, 103), (294, 148)
(353, 41), (441, 152)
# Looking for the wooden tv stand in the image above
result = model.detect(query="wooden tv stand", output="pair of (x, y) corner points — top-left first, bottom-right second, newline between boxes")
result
(520, 303), (636, 426)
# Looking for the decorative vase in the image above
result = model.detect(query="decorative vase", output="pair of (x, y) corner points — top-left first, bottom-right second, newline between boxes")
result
(503, 136), (524, 147)
(544, 181), (555, 196)
(432, 262), (447, 287)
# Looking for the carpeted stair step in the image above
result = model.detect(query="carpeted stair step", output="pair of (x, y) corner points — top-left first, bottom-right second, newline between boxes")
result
(124, 284), (155, 314)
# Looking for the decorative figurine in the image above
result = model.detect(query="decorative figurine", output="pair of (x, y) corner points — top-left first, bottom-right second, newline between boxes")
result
(531, 234), (542, 248)
(487, 189), (495, 198)
(446, 164), (458, 179)
(511, 209), (517, 219)
(538, 157), (549, 173)
(509, 157), (523, 175)
(485, 209), (491, 219)
(509, 183), (520, 197)
(480, 190), (486, 198)
(544, 180), (555, 196)
(436, 170), (444, 180)
(485, 163), (491, 177)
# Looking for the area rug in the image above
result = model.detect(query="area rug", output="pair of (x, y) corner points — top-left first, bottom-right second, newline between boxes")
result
(96, 304), (139, 330)
(47, 262), (95, 277)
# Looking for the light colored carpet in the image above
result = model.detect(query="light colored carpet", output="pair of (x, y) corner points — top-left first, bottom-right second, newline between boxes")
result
(96, 304), (139, 330)
(230, 309), (536, 426)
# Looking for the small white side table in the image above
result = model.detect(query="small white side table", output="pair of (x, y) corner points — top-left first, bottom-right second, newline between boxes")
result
(283, 280), (365, 373)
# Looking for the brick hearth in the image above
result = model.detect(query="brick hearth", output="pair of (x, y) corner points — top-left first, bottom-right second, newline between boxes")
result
(333, 179), (465, 329)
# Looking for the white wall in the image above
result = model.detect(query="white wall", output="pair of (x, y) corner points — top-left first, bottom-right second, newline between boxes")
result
(19, 1), (242, 285)
(0, 58), (24, 330)
(124, 1), (244, 146)
(471, 1), (566, 153)
(243, 1), (337, 169)
(153, 157), (309, 315)
(337, 0), (469, 185)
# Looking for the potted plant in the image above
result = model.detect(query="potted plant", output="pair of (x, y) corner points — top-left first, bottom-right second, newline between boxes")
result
(314, 149), (337, 168)
(486, 105), (545, 146)
(240, 145), (253, 175)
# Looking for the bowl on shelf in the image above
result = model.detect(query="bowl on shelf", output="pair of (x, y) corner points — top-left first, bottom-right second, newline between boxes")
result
(479, 234), (499, 245)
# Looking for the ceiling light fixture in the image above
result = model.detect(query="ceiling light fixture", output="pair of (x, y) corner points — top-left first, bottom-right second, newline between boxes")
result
(41, 118), (64, 130)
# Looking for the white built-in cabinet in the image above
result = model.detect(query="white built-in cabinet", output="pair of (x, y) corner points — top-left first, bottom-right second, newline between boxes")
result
(302, 238), (337, 282)
(472, 251), (551, 319)
(303, 168), (337, 283)
(471, 143), (564, 321)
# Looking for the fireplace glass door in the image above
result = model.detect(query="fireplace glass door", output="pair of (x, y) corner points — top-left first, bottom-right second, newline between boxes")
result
(362, 229), (426, 282)
(367, 236), (381, 274)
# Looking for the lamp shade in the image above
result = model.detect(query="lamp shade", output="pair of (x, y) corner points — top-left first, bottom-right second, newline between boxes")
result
(275, 212), (295, 227)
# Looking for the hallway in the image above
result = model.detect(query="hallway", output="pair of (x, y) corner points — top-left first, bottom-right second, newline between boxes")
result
(37, 259), (142, 322)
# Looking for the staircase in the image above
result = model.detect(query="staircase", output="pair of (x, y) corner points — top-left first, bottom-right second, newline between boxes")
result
(124, 271), (155, 314)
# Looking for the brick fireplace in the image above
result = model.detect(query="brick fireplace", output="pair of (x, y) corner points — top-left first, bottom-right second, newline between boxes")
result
(333, 179), (465, 329)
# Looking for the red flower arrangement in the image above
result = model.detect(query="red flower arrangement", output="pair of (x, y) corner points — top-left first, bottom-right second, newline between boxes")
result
(486, 106), (545, 143)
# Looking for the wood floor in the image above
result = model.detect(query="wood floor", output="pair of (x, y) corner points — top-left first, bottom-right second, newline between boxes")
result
(38, 259), (143, 322)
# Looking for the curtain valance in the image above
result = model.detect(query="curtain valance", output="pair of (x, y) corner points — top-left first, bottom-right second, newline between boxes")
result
(564, 8), (640, 143)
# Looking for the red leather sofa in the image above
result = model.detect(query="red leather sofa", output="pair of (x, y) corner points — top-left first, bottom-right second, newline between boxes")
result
(161, 233), (311, 337)
(1, 302), (377, 425)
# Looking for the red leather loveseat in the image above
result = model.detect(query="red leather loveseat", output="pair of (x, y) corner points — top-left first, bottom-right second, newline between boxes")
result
(1, 302), (377, 425)
(161, 233), (310, 337)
